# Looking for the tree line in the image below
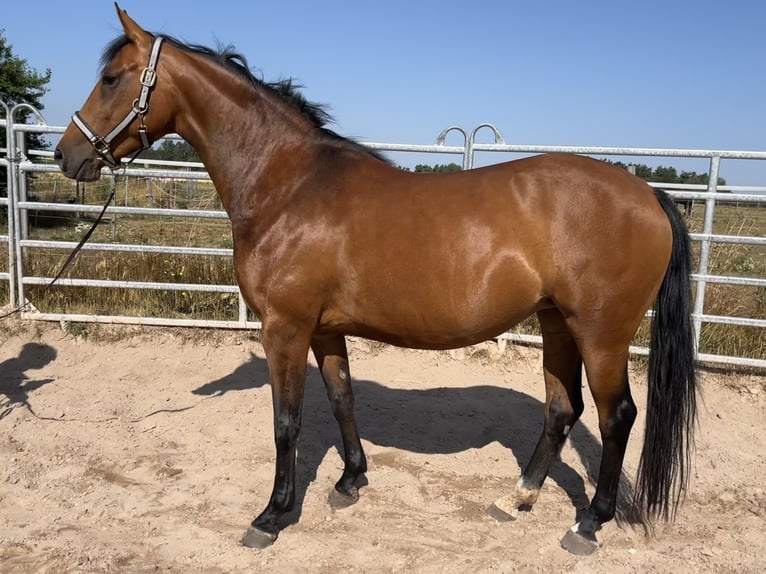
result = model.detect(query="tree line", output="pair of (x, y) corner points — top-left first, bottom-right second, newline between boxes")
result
(603, 160), (726, 186)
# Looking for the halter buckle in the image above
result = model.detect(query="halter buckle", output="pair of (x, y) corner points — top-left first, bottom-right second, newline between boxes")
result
(92, 137), (118, 168)
(140, 67), (157, 88)
(92, 136), (111, 156)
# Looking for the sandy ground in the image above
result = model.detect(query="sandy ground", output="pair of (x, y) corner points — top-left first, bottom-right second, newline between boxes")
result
(0, 322), (764, 573)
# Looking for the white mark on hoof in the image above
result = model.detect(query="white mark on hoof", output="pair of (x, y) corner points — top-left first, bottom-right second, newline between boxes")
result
(563, 424), (571, 436)
(570, 521), (581, 534)
(338, 369), (348, 381)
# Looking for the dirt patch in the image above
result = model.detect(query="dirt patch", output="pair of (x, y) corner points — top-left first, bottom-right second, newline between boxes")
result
(0, 324), (764, 573)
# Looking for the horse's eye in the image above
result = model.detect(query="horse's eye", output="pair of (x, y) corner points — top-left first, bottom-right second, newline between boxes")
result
(101, 74), (119, 87)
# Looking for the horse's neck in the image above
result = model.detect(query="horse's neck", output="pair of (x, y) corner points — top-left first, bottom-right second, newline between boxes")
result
(170, 57), (314, 216)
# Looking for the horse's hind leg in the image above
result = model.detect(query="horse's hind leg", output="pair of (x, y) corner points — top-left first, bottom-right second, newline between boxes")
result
(560, 342), (636, 555)
(490, 308), (584, 520)
(312, 333), (368, 507)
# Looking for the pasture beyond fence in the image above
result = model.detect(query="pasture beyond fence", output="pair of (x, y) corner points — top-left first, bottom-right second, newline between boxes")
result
(1, 103), (765, 368)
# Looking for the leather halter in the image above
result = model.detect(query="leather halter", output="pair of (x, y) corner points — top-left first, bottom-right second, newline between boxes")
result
(72, 36), (164, 168)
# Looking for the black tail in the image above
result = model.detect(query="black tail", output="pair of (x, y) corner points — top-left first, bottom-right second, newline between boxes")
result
(634, 188), (698, 523)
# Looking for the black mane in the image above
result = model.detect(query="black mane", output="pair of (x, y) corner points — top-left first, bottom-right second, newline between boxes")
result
(101, 34), (388, 163)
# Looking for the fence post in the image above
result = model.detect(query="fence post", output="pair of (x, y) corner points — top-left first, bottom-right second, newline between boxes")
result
(238, 292), (248, 326)
(10, 103), (50, 311)
(17, 135), (29, 241)
(9, 118), (25, 309)
(691, 155), (721, 353)
(1, 100), (17, 308)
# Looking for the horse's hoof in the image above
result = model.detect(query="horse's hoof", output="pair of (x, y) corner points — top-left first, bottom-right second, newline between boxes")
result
(487, 502), (517, 522)
(241, 526), (277, 549)
(328, 486), (359, 509)
(560, 528), (599, 556)
(487, 495), (518, 522)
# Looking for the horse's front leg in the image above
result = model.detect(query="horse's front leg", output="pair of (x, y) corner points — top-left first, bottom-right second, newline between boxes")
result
(242, 320), (312, 549)
(311, 333), (367, 507)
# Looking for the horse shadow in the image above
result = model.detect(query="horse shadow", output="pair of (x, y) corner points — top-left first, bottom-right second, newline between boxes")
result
(0, 343), (58, 420)
(193, 350), (640, 529)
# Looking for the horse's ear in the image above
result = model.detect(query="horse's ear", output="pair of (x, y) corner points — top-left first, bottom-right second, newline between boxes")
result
(115, 3), (151, 46)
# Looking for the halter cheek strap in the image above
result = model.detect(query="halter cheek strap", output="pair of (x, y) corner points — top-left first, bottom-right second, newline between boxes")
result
(72, 36), (164, 168)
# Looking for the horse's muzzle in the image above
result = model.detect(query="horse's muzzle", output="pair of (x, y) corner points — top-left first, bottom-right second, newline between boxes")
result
(54, 145), (103, 182)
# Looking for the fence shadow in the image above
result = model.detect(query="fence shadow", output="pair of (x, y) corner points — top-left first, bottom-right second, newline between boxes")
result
(0, 342), (58, 420)
(194, 351), (640, 529)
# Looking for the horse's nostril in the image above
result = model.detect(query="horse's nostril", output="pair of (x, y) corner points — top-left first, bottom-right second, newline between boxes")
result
(53, 147), (63, 162)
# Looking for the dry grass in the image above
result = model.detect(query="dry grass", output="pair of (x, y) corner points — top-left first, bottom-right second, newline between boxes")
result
(695, 204), (765, 360)
(23, 251), (239, 321)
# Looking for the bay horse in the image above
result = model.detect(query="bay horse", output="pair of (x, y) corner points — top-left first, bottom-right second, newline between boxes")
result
(55, 5), (697, 555)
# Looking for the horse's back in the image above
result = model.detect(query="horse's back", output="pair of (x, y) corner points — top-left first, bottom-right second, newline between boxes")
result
(301, 153), (671, 348)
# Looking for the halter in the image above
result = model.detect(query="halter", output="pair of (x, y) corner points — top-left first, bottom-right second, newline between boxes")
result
(72, 36), (164, 168)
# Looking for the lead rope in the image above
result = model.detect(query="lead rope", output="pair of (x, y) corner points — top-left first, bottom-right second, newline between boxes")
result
(0, 177), (117, 320)
(3, 169), (137, 320)
(46, 136), (151, 290)
(46, 144), (155, 287)
(0, 301), (28, 320)
(48, 177), (117, 287)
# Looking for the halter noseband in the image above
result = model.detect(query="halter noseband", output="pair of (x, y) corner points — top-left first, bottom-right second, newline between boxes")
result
(72, 36), (164, 168)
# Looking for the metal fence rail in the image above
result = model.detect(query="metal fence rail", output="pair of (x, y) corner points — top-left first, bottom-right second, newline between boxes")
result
(2, 104), (764, 368)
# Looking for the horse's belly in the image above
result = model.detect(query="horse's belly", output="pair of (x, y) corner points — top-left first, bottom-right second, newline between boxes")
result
(321, 281), (548, 350)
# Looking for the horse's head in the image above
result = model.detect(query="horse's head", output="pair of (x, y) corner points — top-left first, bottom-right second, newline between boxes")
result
(55, 4), (173, 181)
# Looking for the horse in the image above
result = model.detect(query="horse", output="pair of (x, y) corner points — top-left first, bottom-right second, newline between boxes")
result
(55, 5), (698, 556)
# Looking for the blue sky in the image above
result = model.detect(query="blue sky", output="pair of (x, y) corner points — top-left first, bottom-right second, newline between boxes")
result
(3, 1), (765, 183)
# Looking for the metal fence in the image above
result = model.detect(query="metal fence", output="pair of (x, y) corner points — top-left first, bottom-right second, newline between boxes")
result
(2, 103), (765, 368)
